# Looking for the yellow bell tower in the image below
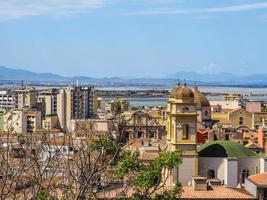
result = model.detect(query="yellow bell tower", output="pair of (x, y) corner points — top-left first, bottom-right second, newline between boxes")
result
(166, 83), (198, 186)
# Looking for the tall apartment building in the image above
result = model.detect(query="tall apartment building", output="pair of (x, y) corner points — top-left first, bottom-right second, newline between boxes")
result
(0, 90), (18, 110)
(57, 86), (96, 132)
(38, 89), (58, 116)
(15, 87), (37, 109)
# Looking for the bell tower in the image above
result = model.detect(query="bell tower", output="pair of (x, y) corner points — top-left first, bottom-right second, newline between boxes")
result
(166, 83), (198, 186)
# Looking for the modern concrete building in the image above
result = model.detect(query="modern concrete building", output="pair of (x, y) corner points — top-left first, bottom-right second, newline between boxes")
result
(25, 110), (42, 133)
(0, 90), (18, 110)
(15, 87), (37, 109)
(57, 86), (96, 132)
(38, 89), (58, 116)
(3, 110), (27, 134)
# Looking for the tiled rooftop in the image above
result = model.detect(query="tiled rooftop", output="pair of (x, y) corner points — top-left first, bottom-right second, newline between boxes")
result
(181, 186), (255, 199)
(248, 172), (267, 186)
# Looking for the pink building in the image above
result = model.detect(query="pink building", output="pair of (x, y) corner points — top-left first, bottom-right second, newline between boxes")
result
(246, 101), (262, 113)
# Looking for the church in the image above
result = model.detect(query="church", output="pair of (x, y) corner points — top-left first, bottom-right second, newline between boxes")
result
(166, 83), (267, 187)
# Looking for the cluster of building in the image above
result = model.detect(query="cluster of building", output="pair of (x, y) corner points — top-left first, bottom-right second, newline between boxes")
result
(121, 84), (267, 199)
(0, 86), (97, 134)
(3, 83), (267, 199)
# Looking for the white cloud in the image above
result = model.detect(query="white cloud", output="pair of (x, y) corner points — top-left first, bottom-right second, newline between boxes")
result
(0, 0), (106, 21)
(130, 2), (267, 15)
(202, 62), (220, 74)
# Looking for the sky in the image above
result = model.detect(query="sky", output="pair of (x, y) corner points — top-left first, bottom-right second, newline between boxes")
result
(0, 0), (267, 78)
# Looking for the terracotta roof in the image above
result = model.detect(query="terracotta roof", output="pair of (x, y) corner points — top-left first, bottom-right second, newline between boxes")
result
(248, 173), (267, 186)
(181, 186), (255, 199)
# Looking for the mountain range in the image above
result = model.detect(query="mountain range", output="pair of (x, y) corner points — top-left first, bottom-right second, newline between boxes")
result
(0, 66), (267, 86)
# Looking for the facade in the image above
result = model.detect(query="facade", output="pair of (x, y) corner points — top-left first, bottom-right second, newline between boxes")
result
(245, 173), (267, 199)
(123, 110), (165, 141)
(0, 111), (3, 133)
(25, 110), (42, 133)
(42, 115), (59, 130)
(57, 86), (96, 132)
(3, 110), (27, 134)
(166, 84), (198, 186)
(210, 100), (241, 110)
(68, 119), (114, 137)
(198, 140), (261, 187)
(38, 89), (58, 116)
(246, 101), (262, 113)
(0, 90), (18, 110)
(252, 112), (267, 130)
(16, 88), (37, 109)
(223, 94), (243, 101)
(228, 108), (252, 129)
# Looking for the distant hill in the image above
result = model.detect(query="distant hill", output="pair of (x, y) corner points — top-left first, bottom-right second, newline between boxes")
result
(0, 66), (65, 81)
(1, 66), (267, 87)
(166, 71), (267, 84)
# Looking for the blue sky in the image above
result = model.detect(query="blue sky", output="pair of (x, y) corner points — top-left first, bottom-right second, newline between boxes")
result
(0, 0), (267, 78)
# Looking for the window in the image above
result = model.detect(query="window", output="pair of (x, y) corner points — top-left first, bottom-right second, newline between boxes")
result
(204, 110), (208, 116)
(183, 107), (189, 112)
(182, 124), (189, 140)
(207, 169), (215, 179)
(239, 117), (244, 125)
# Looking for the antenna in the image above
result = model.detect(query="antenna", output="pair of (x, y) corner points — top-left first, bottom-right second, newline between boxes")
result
(21, 80), (24, 89)
(76, 80), (79, 87)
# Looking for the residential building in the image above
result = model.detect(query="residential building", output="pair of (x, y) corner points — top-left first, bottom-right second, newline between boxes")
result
(57, 86), (96, 132)
(3, 110), (27, 134)
(223, 93), (243, 101)
(15, 87), (37, 109)
(25, 110), (41, 133)
(42, 115), (59, 130)
(210, 100), (241, 110)
(38, 89), (58, 116)
(0, 90), (18, 110)
(246, 101), (262, 113)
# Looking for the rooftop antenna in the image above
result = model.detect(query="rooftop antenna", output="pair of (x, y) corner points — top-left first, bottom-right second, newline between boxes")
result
(21, 80), (24, 90)
(183, 79), (187, 87)
(76, 80), (79, 87)
(177, 80), (181, 87)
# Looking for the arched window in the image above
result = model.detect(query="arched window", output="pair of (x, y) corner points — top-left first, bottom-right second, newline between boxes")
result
(207, 169), (215, 179)
(239, 117), (244, 125)
(204, 110), (208, 116)
(182, 124), (189, 140)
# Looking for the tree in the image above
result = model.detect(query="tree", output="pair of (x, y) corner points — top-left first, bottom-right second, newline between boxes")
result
(113, 149), (183, 200)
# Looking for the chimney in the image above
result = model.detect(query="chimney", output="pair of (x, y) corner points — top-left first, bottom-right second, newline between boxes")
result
(192, 177), (208, 191)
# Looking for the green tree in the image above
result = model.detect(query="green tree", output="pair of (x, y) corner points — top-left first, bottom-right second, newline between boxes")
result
(114, 149), (183, 200)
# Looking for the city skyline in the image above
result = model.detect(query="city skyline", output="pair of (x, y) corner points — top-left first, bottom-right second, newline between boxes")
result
(1, 0), (267, 77)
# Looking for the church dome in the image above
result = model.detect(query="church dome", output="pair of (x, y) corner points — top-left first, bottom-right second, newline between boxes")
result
(192, 86), (210, 107)
(194, 91), (210, 107)
(198, 141), (256, 158)
(169, 84), (194, 99)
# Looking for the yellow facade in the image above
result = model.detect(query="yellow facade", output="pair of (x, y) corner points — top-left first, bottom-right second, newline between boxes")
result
(166, 84), (199, 185)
